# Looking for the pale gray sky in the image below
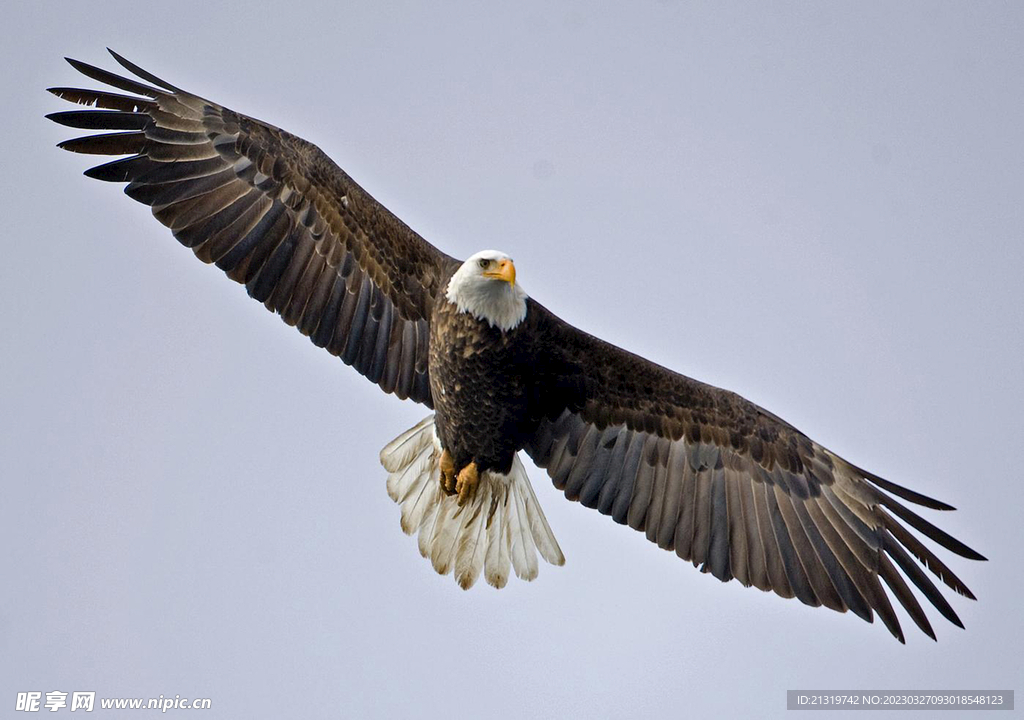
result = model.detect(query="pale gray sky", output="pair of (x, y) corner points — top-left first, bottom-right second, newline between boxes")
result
(3, 2), (1022, 718)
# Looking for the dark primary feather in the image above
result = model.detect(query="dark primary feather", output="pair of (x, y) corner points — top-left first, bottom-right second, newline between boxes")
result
(522, 301), (985, 643)
(48, 50), (459, 405)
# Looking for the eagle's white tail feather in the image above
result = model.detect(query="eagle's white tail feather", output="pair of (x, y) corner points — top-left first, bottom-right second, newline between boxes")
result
(416, 496), (437, 559)
(386, 441), (434, 505)
(429, 493), (462, 575)
(518, 457), (565, 566)
(380, 414), (564, 589)
(508, 474), (539, 580)
(380, 415), (434, 473)
(403, 466), (439, 534)
(454, 481), (490, 589)
(484, 490), (510, 588)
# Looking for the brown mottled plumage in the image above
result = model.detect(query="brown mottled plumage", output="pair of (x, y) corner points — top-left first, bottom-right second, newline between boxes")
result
(49, 51), (984, 640)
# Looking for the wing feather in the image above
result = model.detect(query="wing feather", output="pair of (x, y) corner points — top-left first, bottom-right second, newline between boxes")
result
(735, 468), (769, 590)
(724, 465), (750, 586)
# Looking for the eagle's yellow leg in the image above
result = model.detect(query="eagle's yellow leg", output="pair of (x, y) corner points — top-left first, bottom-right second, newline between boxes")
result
(440, 449), (456, 495)
(456, 462), (479, 506)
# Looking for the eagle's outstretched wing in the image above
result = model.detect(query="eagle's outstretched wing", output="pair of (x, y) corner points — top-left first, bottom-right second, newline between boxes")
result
(48, 50), (459, 405)
(524, 301), (984, 642)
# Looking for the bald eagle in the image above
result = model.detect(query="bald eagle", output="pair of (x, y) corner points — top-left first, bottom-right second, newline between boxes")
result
(48, 51), (984, 643)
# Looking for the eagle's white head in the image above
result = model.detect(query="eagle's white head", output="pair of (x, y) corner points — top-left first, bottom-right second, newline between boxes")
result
(445, 250), (528, 332)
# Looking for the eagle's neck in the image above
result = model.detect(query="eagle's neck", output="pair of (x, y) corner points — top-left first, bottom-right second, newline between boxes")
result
(445, 273), (528, 332)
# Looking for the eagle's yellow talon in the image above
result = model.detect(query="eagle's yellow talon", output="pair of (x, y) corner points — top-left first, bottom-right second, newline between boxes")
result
(439, 449), (456, 495)
(456, 462), (479, 506)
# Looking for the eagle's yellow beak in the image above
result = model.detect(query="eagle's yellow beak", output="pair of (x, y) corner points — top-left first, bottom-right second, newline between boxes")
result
(484, 258), (516, 286)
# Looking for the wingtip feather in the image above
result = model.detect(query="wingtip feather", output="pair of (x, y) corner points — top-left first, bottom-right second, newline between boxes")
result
(881, 495), (987, 561)
(106, 47), (183, 93)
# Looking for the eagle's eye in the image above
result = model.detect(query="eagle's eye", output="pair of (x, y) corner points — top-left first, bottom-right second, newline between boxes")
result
(478, 258), (490, 269)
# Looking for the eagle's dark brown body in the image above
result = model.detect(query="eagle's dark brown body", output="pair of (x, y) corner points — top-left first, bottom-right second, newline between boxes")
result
(429, 288), (534, 475)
